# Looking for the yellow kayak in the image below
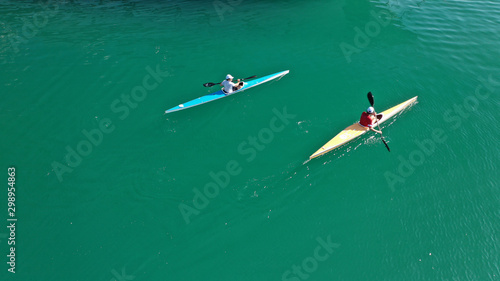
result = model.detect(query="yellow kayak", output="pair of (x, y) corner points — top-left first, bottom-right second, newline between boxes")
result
(309, 96), (418, 159)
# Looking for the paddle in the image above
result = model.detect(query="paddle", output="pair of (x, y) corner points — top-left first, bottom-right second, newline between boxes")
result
(367, 92), (391, 152)
(203, 75), (257, 87)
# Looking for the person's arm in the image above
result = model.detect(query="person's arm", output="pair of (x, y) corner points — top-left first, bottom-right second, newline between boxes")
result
(369, 127), (382, 134)
(373, 111), (380, 124)
(368, 114), (381, 134)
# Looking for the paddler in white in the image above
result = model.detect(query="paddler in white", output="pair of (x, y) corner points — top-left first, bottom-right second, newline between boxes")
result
(220, 74), (243, 95)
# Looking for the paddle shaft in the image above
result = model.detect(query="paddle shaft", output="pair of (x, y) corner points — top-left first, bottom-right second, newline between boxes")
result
(203, 75), (256, 87)
(367, 92), (391, 152)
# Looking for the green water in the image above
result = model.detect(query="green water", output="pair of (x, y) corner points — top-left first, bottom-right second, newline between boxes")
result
(1, 0), (499, 280)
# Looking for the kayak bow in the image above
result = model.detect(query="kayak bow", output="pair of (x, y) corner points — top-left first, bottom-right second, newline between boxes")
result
(165, 70), (290, 114)
(309, 96), (418, 159)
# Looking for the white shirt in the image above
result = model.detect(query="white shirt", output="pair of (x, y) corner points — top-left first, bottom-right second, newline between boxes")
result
(221, 80), (235, 93)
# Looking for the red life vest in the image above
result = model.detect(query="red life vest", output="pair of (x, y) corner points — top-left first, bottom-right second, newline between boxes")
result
(359, 112), (375, 127)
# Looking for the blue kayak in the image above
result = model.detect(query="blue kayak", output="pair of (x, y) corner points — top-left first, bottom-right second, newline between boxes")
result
(165, 70), (290, 114)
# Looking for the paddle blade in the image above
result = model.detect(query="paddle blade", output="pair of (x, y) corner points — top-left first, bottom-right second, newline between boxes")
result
(367, 92), (375, 106)
(381, 136), (390, 152)
(203, 82), (218, 87)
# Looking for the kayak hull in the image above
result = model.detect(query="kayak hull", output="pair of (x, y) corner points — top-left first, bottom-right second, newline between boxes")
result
(165, 70), (290, 114)
(309, 96), (418, 159)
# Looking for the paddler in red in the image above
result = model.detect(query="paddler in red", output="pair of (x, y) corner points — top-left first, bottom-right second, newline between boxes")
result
(359, 107), (383, 134)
